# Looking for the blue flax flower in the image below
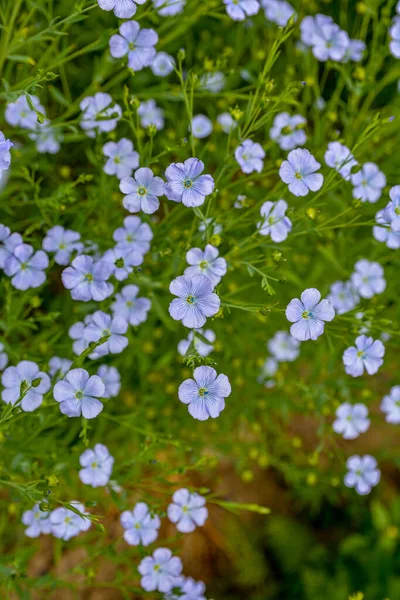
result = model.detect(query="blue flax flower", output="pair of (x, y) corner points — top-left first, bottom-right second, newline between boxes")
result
(164, 158), (214, 207)
(178, 366), (231, 420)
(286, 288), (335, 341)
(169, 275), (220, 328)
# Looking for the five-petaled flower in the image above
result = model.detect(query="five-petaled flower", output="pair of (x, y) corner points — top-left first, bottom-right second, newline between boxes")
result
(120, 167), (165, 214)
(344, 455), (380, 495)
(279, 148), (323, 197)
(178, 366), (231, 420)
(50, 502), (91, 540)
(351, 162), (386, 203)
(42, 226), (83, 266)
(342, 335), (385, 377)
(4, 243), (48, 290)
(111, 284), (152, 326)
(109, 21), (158, 72)
(22, 504), (51, 538)
(62, 255), (113, 302)
(167, 488), (208, 532)
(184, 244), (227, 287)
(79, 443), (114, 487)
(164, 158), (215, 207)
(2, 360), (51, 412)
(286, 288), (335, 341)
(258, 200), (292, 242)
(381, 386), (400, 424)
(332, 403), (370, 439)
(138, 548), (182, 593)
(53, 368), (105, 419)
(169, 275), (220, 328)
(120, 502), (160, 546)
(102, 138), (140, 180)
(235, 139), (265, 174)
(351, 259), (386, 299)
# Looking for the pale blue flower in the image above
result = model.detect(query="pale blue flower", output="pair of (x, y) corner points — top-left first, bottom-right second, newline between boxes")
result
(344, 39), (366, 62)
(0, 225), (23, 269)
(390, 21), (400, 58)
(62, 255), (113, 302)
(344, 455), (380, 495)
(97, 365), (121, 398)
(4, 243), (48, 290)
(198, 217), (222, 237)
(113, 215), (153, 255)
(22, 504), (51, 538)
(0, 342), (8, 371)
(169, 274), (220, 328)
(138, 99), (165, 130)
(84, 311), (129, 359)
(79, 444), (114, 487)
(381, 386), (400, 424)
(5, 95), (45, 130)
(343, 335), (385, 377)
(327, 281), (359, 315)
(98, 0), (145, 18)
(177, 328), (215, 357)
(184, 244), (227, 287)
(269, 112), (306, 151)
(103, 246), (143, 281)
(42, 226), (83, 266)
(268, 331), (300, 362)
(138, 548), (182, 593)
(69, 315), (93, 356)
(164, 158), (214, 207)
(29, 125), (62, 154)
(167, 488), (208, 533)
(224, 0), (259, 21)
(2, 360), (51, 412)
(53, 368), (105, 419)
(279, 148), (323, 197)
(324, 141), (357, 180)
(80, 93), (122, 138)
(121, 502), (160, 546)
(109, 21), (158, 71)
(167, 577), (207, 600)
(217, 112), (237, 133)
(235, 139), (265, 174)
(262, 0), (296, 26)
(153, 0), (185, 16)
(351, 259), (386, 298)
(258, 199), (292, 242)
(373, 209), (400, 250)
(103, 138), (139, 179)
(111, 284), (152, 325)
(383, 185), (400, 232)
(332, 403), (370, 439)
(178, 366), (231, 420)
(286, 288), (335, 341)
(120, 167), (165, 214)
(0, 131), (12, 178)
(190, 114), (213, 139)
(300, 14), (333, 48)
(351, 162), (386, 203)
(151, 51), (175, 76)
(50, 502), (91, 540)
(311, 22), (349, 62)
(199, 71), (225, 93)
(48, 357), (72, 379)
